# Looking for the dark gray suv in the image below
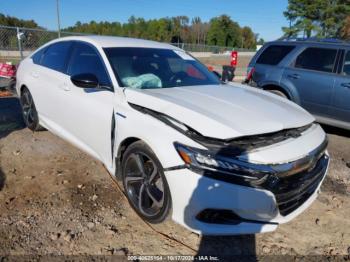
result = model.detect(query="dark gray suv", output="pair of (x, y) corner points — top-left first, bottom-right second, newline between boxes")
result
(246, 39), (350, 130)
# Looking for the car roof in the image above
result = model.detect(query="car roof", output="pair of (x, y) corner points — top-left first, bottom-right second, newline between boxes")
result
(266, 39), (350, 48)
(46, 35), (182, 50)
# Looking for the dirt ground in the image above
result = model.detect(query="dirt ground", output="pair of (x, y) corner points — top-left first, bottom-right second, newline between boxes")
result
(0, 96), (349, 261)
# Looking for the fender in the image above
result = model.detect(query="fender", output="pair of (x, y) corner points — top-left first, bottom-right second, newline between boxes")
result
(258, 79), (301, 106)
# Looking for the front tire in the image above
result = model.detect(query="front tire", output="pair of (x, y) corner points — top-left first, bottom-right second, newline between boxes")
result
(20, 88), (44, 131)
(121, 141), (171, 223)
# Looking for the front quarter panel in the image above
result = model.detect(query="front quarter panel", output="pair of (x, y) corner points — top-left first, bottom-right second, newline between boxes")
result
(15, 57), (33, 95)
(114, 98), (205, 170)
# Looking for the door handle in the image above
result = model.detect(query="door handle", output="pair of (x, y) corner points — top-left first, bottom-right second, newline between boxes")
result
(341, 82), (350, 88)
(287, 74), (300, 80)
(59, 82), (70, 91)
(30, 72), (38, 78)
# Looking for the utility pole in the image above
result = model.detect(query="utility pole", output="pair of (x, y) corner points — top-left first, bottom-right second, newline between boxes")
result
(56, 0), (61, 38)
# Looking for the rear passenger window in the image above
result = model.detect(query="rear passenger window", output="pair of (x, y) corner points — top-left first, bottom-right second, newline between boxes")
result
(342, 51), (350, 76)
(68, 42), (111, 87)
(295, 48), (337, 73)
(41, 42), (72, 72)
(32, 47), (45, 65)
(256, 45), (295, 65)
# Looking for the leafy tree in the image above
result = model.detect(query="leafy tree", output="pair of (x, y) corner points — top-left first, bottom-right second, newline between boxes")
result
(257, 38), (265, 45)
(0, 12), (258, 49)
(241, 26), (257, 49)
(341, 16), (350, 39)
(207, 15), (242, 47)
(283, 0), (350, 38)
(0, 13), (39, 28)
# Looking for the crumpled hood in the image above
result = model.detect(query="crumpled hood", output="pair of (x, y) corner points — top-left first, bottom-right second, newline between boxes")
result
(124, 84), (314, 139)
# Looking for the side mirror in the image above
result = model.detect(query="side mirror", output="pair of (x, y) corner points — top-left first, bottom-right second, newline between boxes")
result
(71, 73), (99, 88)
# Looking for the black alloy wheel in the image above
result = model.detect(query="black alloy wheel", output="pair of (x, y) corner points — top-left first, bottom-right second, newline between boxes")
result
(122, 141), (171, 223)
(20, 88), (44, 131)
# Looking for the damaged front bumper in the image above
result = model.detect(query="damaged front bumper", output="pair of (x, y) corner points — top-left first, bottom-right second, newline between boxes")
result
(165, 151), (329, 235)
(165, 124), (329, 235)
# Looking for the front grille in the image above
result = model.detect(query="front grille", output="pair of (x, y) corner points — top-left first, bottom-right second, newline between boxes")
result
(227, 124), (312, 150)
(190, 124), (313, 156)
(273, 154), (329, 216)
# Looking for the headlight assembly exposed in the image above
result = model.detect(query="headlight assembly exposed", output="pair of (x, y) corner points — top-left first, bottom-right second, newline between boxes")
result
(174, 142), (275, 181)
(174, 139), (328, 189)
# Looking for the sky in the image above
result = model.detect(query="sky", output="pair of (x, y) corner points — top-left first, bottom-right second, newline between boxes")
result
(0, 0), (289, 41)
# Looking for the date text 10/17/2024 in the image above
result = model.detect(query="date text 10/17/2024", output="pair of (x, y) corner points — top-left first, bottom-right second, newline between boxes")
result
(127, 255), (220, 261)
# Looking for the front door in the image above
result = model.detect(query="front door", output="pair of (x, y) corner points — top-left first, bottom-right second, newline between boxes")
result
(56, 41), (116, 166)
(282, 47), (338, 117)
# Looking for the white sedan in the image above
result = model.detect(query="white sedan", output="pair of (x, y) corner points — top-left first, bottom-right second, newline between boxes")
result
(16, 36), (329, 235)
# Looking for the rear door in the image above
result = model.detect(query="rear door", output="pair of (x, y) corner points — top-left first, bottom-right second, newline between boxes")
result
(252, 44), (295, 85)
(31, 41), (72, 122)
(332, 49), (350, 124)
(281, 47), (338, 117)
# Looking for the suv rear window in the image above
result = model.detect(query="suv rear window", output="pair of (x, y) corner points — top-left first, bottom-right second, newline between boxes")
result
(295, 47), (337, 73)
(256, 45), (295, 65)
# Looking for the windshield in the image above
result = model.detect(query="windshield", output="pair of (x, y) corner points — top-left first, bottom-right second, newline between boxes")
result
(104, 47), (220, 89)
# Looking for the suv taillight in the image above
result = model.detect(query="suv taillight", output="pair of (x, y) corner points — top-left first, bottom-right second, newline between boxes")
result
(245, 66), (255, 83)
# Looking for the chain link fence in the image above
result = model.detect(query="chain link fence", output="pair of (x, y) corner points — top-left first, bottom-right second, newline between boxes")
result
(0, 25), (84, 63)
(0, 25), (255, 64)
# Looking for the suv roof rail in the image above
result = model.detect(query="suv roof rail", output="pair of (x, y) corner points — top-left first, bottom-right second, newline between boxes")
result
(277, 36), (349, 45)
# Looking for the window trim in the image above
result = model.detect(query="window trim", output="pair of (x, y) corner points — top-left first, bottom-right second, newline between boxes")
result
(335, 49), (345, 74)
(291, 46), (340, 75)
(66, 40), (114, 91)
(31, 46), (47, 65)
(340, 49), (350, 77)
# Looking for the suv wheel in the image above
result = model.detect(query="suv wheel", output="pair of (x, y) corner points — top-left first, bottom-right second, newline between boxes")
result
(121, 141), (171, 223)
(268, 89), (288, 99)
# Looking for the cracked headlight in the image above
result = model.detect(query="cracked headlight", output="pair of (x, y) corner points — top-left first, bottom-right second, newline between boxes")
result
(174, 142), (274, 181)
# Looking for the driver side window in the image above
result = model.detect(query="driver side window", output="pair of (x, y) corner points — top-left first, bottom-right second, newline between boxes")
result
(68, 42), (111, 87)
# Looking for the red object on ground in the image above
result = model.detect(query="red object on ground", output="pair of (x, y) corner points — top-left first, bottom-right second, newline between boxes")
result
(230, 51), (238, 67)
(0, 63), (17, 78)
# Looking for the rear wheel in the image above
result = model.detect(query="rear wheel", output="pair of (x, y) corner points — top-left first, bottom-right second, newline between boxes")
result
(20, 88), (44, 131)
(122, 141), (171, 223)
(267, 89), (289, 99)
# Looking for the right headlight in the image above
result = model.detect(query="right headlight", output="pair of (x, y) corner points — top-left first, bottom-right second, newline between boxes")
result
(174, 142), (275, 181)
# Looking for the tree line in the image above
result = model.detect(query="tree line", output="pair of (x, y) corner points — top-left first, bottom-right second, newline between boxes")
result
(64, 15), (259, 49)
(0, 13), (40, 29)
(283, 0), (350, 39)
(0, 13), (259, 49)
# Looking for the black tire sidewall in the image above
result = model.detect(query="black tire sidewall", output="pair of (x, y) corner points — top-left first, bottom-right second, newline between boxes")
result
(121, 141), (172, 224)
(20, 88), (40, 131)
(268, 89), (288, 99)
